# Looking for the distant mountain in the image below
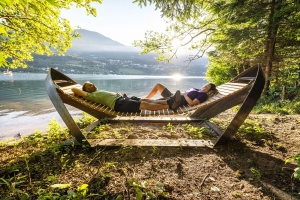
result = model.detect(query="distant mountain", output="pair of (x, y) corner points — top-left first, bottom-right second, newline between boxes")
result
(66, 29), (208, 68)
(69, 29), (140, 53)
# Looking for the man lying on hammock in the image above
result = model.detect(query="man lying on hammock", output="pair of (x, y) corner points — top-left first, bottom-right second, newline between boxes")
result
(71, 81), (181, 113)
(143, 83), (217, 107)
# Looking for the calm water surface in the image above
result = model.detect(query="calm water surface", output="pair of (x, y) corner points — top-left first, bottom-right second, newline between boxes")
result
(0, 72), (207, 140)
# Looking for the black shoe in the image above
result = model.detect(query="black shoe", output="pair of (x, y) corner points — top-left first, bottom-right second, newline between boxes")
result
(168, 90), (181, 110)
(130, 96), (141, 101)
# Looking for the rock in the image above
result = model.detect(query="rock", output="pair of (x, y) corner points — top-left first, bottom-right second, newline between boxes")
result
(127, 134), (138, 139)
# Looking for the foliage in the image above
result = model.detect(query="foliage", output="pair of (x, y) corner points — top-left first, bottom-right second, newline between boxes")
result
(183, 123), (211, 139)
(250, 167), (261, 180)
(253, 88), (300, 114)
(133, 0), (300, 97)
(75, 112), (97, 129)
(128, 179), (169, 199)
(0, 0), (102, 68)
(285, 154), (300, 180)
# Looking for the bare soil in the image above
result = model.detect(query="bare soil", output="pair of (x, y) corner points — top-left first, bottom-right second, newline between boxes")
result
(1, 111), (299, 199)
(60, 111), (300, 199)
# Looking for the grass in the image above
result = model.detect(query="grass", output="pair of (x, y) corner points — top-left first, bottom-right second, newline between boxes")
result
(253, 92), (300, 115)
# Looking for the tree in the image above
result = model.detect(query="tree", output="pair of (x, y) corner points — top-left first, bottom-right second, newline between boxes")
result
(133, 0), (300, 95)
(0, 0), (102, 68)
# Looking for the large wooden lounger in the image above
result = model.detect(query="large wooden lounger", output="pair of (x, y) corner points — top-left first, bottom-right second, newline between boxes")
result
(45, 65), (265, 148)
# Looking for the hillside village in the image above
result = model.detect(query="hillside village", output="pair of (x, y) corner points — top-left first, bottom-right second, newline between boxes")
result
(15, 54), (208, 76)
(7, 29), (208, 76)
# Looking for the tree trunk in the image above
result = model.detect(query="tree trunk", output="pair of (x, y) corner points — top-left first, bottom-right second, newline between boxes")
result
(282, 85), (286, 100)
(263, 0), (282, 96)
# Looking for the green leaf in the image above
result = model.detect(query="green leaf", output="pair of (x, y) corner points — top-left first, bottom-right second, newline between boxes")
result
(21, 194), (29, 200)
(29, 3), (39, 11)
(0, 178), (9, 187)
(115, 195), (122, 200)
(67, 190), (75, 196)
(135, 187), (144, 200)
(46, 0), (58, 7)
(50, 183), (71, 189)
(78, 183), (88, 191)
(294, 168), (300, 179)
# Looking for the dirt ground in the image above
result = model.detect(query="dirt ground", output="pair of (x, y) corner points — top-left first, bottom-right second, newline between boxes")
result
(56, 111), (300, 199)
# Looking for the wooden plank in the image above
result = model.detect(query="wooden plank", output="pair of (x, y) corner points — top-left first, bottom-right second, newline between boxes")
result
(54, 80), (69, 84)
(217, 87), (241, 92)
(214, 65), (265, 147)
(60, 84), (82, 91)
(83, 120), (101, 132)
(217, 90), (236, 95)
(217, 89), (236, 94)
(238, 77), (256, 80)
(204, 121), (223, 136)
(217, 85), (244, 90)
(219, 83), (247, 88)
(108, 116), (204, 122)
(224, 82), (249, 86)
(89, 139), (216, 148)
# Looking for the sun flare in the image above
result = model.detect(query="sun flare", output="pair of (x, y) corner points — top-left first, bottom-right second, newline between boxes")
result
(172, 73), (182, 80)
(171, 39), (181, 47)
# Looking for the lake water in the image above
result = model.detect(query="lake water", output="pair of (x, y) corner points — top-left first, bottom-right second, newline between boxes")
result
(0, 72), (207, 141)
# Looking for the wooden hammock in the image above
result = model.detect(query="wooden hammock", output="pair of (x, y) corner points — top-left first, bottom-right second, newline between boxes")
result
(45, 65), (265, 148)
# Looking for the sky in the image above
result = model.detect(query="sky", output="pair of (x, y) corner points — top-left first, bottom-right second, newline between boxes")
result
(60, 0), (167, 46)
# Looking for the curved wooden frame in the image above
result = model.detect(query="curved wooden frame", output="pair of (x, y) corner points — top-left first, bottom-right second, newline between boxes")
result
(45, 65), (265, 147)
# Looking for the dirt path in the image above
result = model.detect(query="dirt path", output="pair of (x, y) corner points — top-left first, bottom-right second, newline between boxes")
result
(56, 111), (300, 199)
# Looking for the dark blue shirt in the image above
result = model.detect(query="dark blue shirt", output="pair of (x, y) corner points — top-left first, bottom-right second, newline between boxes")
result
(179, 88), (208, 107)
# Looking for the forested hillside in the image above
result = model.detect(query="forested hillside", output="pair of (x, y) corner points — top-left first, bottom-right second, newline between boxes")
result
(20, 53), (208, 76)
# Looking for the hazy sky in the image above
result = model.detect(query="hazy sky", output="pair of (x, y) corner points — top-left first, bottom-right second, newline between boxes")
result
(61, 0), (166, 46)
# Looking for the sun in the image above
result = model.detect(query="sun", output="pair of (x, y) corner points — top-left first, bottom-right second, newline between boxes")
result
(171, 39), (181, 47)
(172, 73), (182, 80)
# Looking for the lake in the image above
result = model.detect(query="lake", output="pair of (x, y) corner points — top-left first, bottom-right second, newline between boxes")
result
(0, 72), (207, 141)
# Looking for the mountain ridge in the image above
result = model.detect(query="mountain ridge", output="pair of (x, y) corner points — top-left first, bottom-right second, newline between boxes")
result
(69, 29), (141, 53)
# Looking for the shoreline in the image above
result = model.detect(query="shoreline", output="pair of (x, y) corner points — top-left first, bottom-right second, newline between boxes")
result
(0, 108), (82, 141)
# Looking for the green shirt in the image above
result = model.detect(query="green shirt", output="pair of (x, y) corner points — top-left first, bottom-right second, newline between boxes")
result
(84, 90), (119, 110)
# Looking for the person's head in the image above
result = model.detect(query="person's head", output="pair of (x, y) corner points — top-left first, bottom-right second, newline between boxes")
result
(82, 81), (98, 92)
(201, 83), (216, 93)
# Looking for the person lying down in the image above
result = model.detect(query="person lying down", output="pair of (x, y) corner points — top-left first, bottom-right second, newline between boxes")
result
(71, 81), (181, 113)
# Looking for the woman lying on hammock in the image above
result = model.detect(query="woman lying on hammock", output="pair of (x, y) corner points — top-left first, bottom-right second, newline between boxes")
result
(143, 83), (217, 107)
(71, 81), (181, 113)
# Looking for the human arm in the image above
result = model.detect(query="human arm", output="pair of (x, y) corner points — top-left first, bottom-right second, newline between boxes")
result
(183, 93), (200, 106)
(71, 88), (88, 97)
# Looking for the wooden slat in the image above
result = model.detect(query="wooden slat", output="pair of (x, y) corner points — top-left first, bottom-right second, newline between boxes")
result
(217, 88), (240, 94)
(225, 82), (249, 86)
(84, 120), (101, 132)
(89, 139), (216, 148)
(217, 87), (242, 92)
(60, 84), (82, 90)
(239, 77), (256, 80)
(54, 80), (69, 84)
(109, 116), (203, 122)
(217, 84), (245, 90)
(219, 82), (246, 87)
(59, 85), (82, 94)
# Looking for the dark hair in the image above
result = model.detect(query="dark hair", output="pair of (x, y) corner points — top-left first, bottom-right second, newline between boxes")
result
(209, 83), (216, 91)
(82, 83), (87, 91)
